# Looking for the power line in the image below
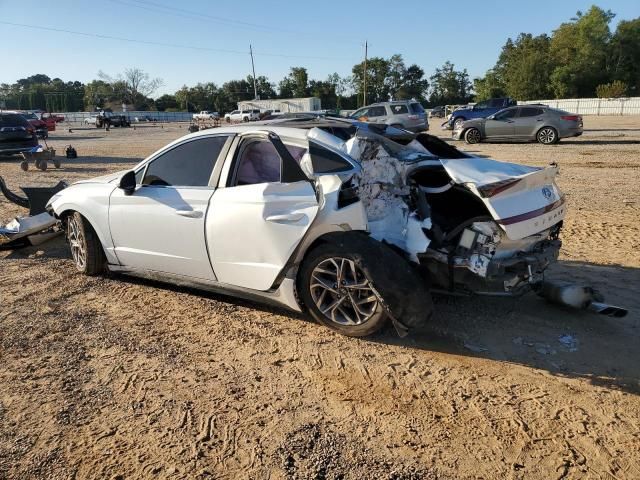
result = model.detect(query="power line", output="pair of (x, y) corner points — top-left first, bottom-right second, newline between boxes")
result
(0, 21), (352, 60)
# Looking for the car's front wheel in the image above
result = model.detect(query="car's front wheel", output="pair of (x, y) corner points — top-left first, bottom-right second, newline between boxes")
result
(453, 117), (465, 129)
(299, 244), (388, 337)
(464, 127), (481, 144)
(66, 212), (105, 275)
(537, 126), (559, 145)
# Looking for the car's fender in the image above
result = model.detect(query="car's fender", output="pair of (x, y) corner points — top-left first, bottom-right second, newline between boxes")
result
(49, 183), (119, 264)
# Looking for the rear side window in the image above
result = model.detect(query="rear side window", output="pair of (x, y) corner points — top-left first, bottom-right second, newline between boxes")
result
(409, 103), (424, 114)
(389, 104), (409, 115)
(0, 114), (28, 127)
(142, 136), (228, 187)
(368, 106), (387, 117)
(519, 107), (544, 117)
(309, 141), (353, 173)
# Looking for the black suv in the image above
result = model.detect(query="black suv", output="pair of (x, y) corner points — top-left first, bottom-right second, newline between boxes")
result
(0, 113), (38, 156)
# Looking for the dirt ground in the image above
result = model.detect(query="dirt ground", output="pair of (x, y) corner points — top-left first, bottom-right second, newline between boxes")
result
(1, 117), (639, 479)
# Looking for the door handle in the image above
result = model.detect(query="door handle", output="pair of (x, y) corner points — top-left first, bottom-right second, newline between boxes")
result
(266, 213), (305, 223)
(175, 209), (203, 218)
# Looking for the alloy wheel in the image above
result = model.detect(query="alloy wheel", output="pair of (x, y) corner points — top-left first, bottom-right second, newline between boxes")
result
(309, 257), (379, 326)
(67, 216), (86, 269)
(466, 128), (481, 144)
(538, 127), (556, 144)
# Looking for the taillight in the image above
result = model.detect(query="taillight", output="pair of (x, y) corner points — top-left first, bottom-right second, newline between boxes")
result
(561, 115), (580, 121)
(476, 178), (522, 198)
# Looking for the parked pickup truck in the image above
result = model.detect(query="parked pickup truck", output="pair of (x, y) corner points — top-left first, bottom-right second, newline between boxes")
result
(224, 109), (260, 123)
(193, 111), (220, 121)
(446, 97), (517, 130)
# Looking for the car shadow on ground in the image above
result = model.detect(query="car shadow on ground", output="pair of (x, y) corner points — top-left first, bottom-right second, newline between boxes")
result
(561, 139), (640, 145)
(5, 240), (638, 395)
(367, 259), (640, 395)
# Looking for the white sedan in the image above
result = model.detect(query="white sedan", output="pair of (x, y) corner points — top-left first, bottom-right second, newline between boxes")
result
(47, 122), (566, 336)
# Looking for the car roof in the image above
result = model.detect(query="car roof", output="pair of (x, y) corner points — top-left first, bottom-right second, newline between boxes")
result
(182, 124), (311, 142)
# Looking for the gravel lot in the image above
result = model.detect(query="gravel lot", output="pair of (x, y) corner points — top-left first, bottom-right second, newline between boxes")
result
(1, 117), (639, 479)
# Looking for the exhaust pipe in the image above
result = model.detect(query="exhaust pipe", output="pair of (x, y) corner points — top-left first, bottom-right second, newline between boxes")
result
(536, 281), (628, 318)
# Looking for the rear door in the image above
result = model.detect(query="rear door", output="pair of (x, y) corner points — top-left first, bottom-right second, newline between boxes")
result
(513, 107), (544, 139)
(484, 108), (517, 138)
(207, 132), (318, 291)
(109, 134), (232, 280)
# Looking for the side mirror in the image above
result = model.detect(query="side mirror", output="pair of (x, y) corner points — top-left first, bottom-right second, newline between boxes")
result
(119, 170), (136, 195)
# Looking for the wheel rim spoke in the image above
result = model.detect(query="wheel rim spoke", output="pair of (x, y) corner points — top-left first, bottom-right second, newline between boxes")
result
(310, 257), (379, 327)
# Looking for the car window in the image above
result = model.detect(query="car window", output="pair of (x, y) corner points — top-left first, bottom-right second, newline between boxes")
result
(475, 101), (489, 109)
(0, 114), (29, 127)
(409, 103), (425, 114)
(234, 140), (306, 186)
(142, 136), (228, 187)
(519, 107), (544, 117)
(352, 108), (368, 119)
(494, 108), (517, 120)
(389, 104), (409, 115)
(309, 141), (354, 173)
(368, 106), (387, 117)
(489, 99), (505, 108)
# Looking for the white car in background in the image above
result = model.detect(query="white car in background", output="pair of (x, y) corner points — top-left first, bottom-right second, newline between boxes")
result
(224, 109), (260, 123)
(47, 121), (567, 337)
(83, 116), (98, 125)
(193, 111), (220, 121)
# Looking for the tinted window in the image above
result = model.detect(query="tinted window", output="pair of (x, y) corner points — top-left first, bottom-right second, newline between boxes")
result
(489, 99), (506, 108)
(0, 114), (29, 127)
(475, 101), (489, 109)
(309, 141), (353, 173)
(389, 104), (409, 115)
(235, 139), (280, 185)
(234, 140), (306, 186)
(409, 103), (425, 114)
(519, 107), (544, 117)
(142, 136), (227, 187)
(368, 106), (387, 117)
(494, 108), (517, 120)
(352, 108), (368, 118)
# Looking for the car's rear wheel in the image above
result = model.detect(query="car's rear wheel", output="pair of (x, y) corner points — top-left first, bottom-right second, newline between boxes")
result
(464, 127), (481, 144)
(299, 244), (387, 337)
(67, 212), (104, 275)
(537, 126), (558, 145)
(453, 117), (465, 129)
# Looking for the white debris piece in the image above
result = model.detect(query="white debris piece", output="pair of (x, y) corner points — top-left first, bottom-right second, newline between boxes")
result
(343, 134), (431, 259)
(0, 212), (57, 245)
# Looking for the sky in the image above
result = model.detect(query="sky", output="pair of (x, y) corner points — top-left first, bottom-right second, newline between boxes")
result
(0, 0), (638, 96)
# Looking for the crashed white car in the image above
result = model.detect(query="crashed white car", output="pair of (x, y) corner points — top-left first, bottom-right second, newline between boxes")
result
(47, 121), (566, 336)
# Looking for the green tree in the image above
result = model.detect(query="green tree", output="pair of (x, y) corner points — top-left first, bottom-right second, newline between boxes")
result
(249, 75), (276, 99)
(549, 6), (615, 97)
(596, 80), (628, 98)
(428, 61), (472, 105)
(352, 56), (391, 105)
(609, 18), (640, 96)
(278, 67), (309, 98)
(473, 69), (506, 101)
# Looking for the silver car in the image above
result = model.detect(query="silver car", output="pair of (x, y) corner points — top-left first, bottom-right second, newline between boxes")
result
(350, 100), (428, 132)
(453, 105), (583, 145)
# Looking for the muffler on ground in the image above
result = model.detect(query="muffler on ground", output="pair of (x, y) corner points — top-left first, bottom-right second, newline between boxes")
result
(535, 280), (628, 318)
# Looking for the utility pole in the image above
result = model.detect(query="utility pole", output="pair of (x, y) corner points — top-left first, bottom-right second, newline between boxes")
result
(363, 40), (368, 107)
(249, 44), (258, 100)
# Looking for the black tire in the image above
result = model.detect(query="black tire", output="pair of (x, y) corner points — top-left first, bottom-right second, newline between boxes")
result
(66, 212), (104, 275)
(53, 158), (61, 168)
(39, 160), (47, 171)
(299, 242), (388, 337)
(298, 233), (433, 337)
(537, 126), (559, 145)
(20, 161), (28, 171)
(464, 127), (482, 144)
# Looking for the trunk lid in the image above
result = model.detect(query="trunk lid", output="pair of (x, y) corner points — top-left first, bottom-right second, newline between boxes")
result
(441, 157), (565, 240)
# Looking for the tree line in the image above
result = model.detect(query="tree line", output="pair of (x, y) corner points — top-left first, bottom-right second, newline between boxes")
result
(0, 5), (637, 113)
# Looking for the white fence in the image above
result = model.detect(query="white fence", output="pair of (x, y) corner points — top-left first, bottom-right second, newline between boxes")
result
(55, 111), (193, 123)
(518, 97), (640, 116)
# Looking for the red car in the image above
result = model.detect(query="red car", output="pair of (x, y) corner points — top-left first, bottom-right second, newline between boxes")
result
(9, 111), (51, 137)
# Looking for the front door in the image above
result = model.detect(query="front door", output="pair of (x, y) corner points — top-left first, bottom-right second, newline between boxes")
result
(208, 134), (318, 291)
(484, 107), (517, 139)
(109, 135), (230, 280)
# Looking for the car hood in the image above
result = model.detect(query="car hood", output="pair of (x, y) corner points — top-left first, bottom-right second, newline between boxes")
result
(73, 170), (127, 185)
